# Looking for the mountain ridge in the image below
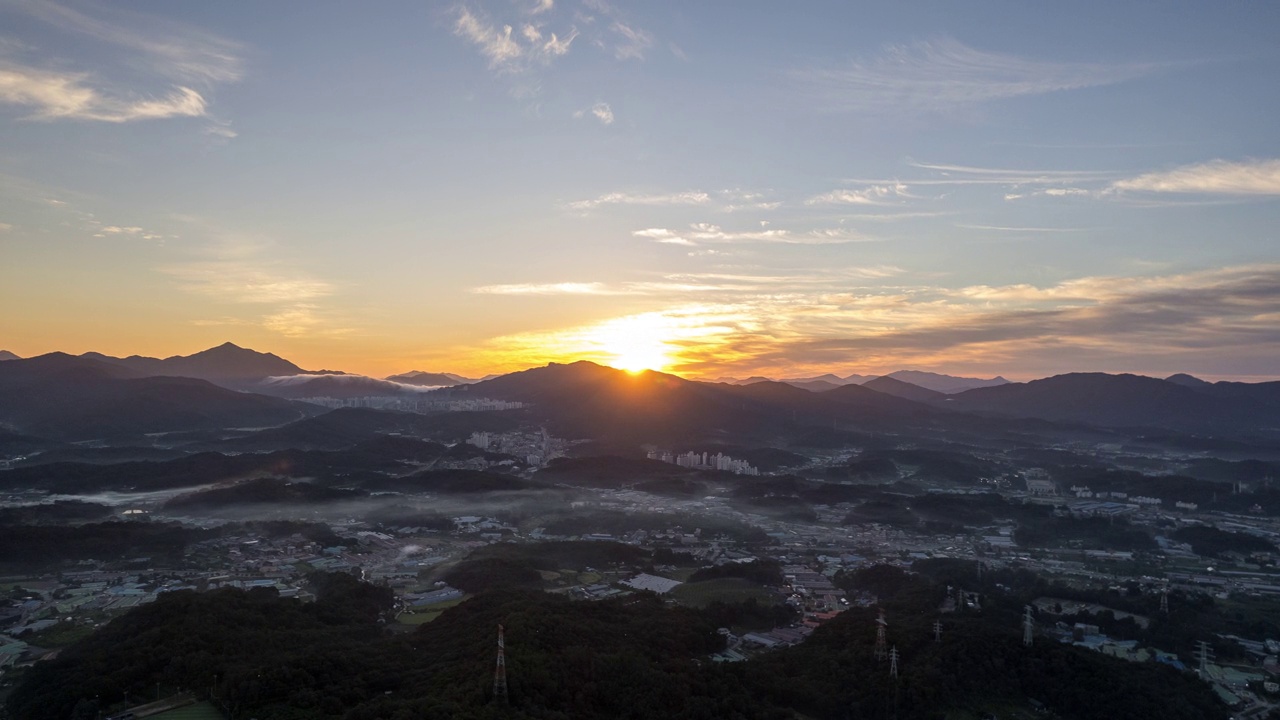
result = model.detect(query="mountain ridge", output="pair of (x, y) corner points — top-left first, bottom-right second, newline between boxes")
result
(81, 341), (309, 381)
(0, 353), (319, 441)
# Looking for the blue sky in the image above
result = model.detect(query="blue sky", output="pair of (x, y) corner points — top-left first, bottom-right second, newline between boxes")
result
(2, 1), (1279, 380)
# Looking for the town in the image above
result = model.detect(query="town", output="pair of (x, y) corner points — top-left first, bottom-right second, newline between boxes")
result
(5, 427), (1280, 717)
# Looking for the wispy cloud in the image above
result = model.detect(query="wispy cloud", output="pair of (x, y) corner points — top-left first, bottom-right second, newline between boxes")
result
(261, 304), (352, 339)
(0, 2), (242, 124)
(454, 9), (524, 70)
(0, 65), (207, 122)
(473, 267), (907, 298)
(633, 223), (876, 246)
(957, 223), (1086, 233)
(905, 161), (1117, 184)
(568, 187), (786, 213)
(796, 37), (1158, 113)
(720, 189), (782, 212)
(473, 281), (618, 295)
(13, 0), (243, 85)
(610, 21), (653, 60)
(573, 101), (613, 124)
(91, 224), (165, 241)
(1112, 158), (1280, 195)
(805, 183), (916, 206)
(453, 6), (577, 74)
(160, 262), (333, 304)
(157, 232), (348, 338)
(469, 265), (1280, 378)
(567, 190), (710, 210)
(579, 0), (655, 61)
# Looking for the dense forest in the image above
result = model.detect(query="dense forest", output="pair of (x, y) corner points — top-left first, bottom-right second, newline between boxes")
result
(0, 519), (349, 571)
(6, 565), (1229, 720)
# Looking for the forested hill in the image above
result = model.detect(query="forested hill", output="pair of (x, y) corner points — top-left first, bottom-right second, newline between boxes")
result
(7, 569), (1226, 720)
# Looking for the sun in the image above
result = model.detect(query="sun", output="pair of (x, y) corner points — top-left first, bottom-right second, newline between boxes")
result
(591, 314), (676, 373)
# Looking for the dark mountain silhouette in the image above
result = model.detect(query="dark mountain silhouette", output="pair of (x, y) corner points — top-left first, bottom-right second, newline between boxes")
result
(385, 370), (473, 386)
(818, 381), (938, 416)
(885, 370), (1010, 393)
(1165, 373), (1211, 388)
(1179, 378), (1280, 410)
(0, 350), (20, 361)
(12, 445), (185, 467)
(0, 443), (424, 495)
(0, 353), (316, 441)
(781, 372), (877, 386)
(940, 373), (1280, 437)
(863, 375), (948, 403)
(250, 373), (421, 399)
(200, 407), (523, 453)
(82, 342), (309, 382)
(784, 379), (843, 392)
(0, 428), (60, 456)
(447, 361), (938, 442)
(739, 370), (1006, 393)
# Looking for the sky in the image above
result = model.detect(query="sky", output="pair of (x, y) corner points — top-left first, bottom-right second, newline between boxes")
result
(1, 1), (1279, 381)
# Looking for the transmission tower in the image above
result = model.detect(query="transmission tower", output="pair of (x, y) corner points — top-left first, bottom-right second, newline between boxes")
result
(933, 620), (942, 643)
(1160, 586), (1169, 614)
(1196, 641), (1214, 678)
(874, 608), (888, 661)
(1022, 605), (1034, 646)
(888, 646), (899, 680)
(976, 561), (983, 582)
(493, 624), (508, 703)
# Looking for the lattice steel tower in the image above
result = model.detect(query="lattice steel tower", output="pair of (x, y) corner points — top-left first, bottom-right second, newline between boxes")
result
(874, 608), (888, 661)
(888, 646), (899, 679)
(1196, 641), (1214, 678)
(493, 624), (508, 703)
(1023, 605), (1034, 646)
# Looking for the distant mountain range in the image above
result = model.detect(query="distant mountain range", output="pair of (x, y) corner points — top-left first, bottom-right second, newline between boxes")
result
(927, 372), (1280, 437)
(445, 360), (1280, 442)
(0, 353), (318, 441)
(4, 341), (1280, 444)
(80, 342), (309, 382)
(385, 370), (476, 386)
(0, 350), (20, 361)
(723, 370), (1009, 394)
(66, 343), (478, 399)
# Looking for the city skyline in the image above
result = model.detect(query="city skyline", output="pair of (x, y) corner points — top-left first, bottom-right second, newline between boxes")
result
(2, 2), (1279, 380)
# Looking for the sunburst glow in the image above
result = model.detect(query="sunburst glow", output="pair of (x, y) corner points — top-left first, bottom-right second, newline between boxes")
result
(592, 315), (677, 372)
(473, 305), (750, 375)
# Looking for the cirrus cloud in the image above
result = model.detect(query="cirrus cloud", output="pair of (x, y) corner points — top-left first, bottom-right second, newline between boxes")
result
(1112, 158), (1280, 195)
(633, 223), (876, 246)
(0, 65), (208, 122)
(796, 37), (1160, 113)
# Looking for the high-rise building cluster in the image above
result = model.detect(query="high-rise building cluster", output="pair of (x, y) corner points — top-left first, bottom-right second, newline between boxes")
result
(646, 449), (759, 475)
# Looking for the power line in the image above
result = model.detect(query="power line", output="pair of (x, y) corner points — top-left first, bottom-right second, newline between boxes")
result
(1023, 605), (1034, 647)
(493, 624), (508, 703)
(874, 608), (888, 661)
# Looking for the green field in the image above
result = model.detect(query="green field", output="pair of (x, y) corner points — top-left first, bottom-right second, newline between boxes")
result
(397, 596), (469, 625)
(669, 578), (779, 608)
(148, 701), (225, 720)
(21, 620), (96, 647)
